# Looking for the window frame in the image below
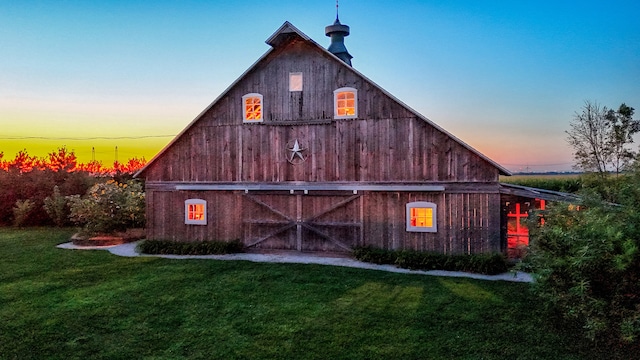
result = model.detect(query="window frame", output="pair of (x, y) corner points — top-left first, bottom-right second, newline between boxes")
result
(406, 201), (437, 233)
(289, 72), (303, 92)
(333, 87), (358, 119)
(242, 93), (264, 123)
(185, 199), (207, 225)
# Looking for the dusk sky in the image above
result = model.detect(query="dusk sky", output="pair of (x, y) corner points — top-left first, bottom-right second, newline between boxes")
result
(2, 1), (639, 172)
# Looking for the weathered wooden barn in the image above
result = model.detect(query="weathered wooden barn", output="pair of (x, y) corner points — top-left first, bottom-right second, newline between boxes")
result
(135, 20), (554, 256)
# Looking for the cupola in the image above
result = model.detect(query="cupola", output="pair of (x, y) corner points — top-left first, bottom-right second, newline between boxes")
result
(325, 5), (353, 66)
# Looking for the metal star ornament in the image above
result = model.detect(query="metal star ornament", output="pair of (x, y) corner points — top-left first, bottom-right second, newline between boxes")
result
(286, 139), (308, 164)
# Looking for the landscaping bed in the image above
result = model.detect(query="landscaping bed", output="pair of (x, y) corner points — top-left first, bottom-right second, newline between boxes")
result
(71, 228), (145, 247)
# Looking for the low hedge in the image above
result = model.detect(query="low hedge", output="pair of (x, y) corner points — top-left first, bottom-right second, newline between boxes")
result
(138, 239), (244, 255)
(352, 246), (509, 275)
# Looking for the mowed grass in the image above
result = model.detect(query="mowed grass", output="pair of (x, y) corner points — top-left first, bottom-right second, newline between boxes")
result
(1, 228), (589, 359)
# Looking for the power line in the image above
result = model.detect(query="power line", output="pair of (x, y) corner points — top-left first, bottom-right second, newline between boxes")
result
(501, 163), (573, 167)
(0, 135), (176, 140)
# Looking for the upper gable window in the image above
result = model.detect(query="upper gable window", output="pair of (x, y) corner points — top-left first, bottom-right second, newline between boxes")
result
(289, 72), (303, 91)
(242, 93), (263, 122)
(406, 201), (437, 233)
(334, 87), (357, 119)
(185, 199), (207, 225)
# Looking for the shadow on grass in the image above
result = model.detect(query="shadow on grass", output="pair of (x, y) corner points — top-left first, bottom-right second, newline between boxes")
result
(0, 228), (616, 359)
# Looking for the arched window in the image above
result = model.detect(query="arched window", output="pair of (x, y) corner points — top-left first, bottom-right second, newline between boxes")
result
(406, 201), (437, 232)
(185, 199), (207, 225)
(242, 93), (263, 122)
(333, 87), (357, 119)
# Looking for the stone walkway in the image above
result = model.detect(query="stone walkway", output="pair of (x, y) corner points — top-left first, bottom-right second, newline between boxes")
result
(57, 241), (534, 283)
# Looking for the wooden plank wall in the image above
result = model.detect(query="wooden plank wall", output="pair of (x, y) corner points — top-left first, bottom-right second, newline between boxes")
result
(361, 191), (501, 254)
(147, 189), (501, 254)
(141, 35), (504, 254)
(145, 118), (497, 183)
(146, 190), (243, 242)
(143, 38), (499, 184)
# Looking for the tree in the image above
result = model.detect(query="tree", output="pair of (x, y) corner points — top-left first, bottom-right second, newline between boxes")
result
(0, 152), (6, 170)
(47, 146), (77, 172)
(8, 149), (41, 173)
(605, 103), (639, 175)
(566, 101), (639, 176)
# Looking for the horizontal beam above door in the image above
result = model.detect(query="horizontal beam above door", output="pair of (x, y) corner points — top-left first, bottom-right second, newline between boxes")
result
(172, 183), (446, 192)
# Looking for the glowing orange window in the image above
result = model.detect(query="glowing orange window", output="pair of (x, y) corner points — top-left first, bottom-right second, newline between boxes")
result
(188, 204), (205, 221)
(185, 199), (207, 225)
(406, 201), (437, 232)
(506, 199), (545, 258)
(337, 92), (355, 116)
(411, 208), (433, 228)
(334, 87), (357, 118)
(242, 93), (263, 122)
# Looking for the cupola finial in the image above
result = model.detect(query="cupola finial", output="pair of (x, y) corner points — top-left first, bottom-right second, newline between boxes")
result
(325, 1), (353, 66)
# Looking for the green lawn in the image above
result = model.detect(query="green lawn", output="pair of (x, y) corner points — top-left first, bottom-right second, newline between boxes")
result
(1, 228), (591, 359)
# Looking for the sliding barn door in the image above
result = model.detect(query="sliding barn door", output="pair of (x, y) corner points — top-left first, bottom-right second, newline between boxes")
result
(242, 192), (363, 252)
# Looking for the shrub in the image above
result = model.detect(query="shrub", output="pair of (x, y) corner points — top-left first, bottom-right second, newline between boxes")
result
(68, 180), (145, 234)
(43, 186), (69, 227)
(352, 246), (509, 275)
(0, 166), (96, 226)
(12, 199), (35, 227)
(139, 239), (244, 255)
(527, 190), (640, 346)
(351, 246), (395, 264)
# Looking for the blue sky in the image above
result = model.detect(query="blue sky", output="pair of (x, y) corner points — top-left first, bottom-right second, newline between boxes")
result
(1, 0), (639, 172)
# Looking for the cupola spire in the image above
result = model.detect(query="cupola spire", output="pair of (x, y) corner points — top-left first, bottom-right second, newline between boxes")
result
(325, 0), (353, 66)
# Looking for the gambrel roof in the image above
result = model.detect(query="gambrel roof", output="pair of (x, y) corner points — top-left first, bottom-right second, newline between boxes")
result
(135, 21), (511, 178)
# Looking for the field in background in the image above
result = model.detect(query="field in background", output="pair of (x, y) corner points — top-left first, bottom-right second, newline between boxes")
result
(500, 173), (583, 193)
(501, 173), (582, 181)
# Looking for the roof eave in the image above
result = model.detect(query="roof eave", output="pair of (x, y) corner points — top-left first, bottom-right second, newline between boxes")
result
(134, 49), (276, 179)
(310, 38), (511, 176)
(136, 22), (316, 178)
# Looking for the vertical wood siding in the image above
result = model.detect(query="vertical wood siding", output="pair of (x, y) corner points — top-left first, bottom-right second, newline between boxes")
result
(361, 192), (501, 254)
(147, 189), (500, 254)
(143, 39), (499, 183)
(146, 189), (243, 242)
(142, 35), (504, 254)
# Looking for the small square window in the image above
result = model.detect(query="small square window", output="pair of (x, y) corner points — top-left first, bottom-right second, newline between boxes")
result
(406, 201), (437, 232)
(185, 199), (207, 225)
(289, 72), (303, 91)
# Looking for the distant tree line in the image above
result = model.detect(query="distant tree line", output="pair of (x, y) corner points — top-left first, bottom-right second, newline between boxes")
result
(0, 147), (146, 227)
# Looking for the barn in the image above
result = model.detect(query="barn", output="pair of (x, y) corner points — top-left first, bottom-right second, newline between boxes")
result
(135, 19), (555, 256)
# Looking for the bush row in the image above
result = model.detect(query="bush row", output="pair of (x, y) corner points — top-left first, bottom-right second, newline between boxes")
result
(0, 169), (98, 226)
(139, 239), (244, 255)
(352, 246), (510, 275)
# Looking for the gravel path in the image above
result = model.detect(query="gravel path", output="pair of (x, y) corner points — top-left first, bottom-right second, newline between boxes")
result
(57, 241), (533, 283)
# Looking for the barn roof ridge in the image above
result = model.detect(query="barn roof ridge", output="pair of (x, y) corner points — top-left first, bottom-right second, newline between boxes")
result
(135, 21), (511, 177)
